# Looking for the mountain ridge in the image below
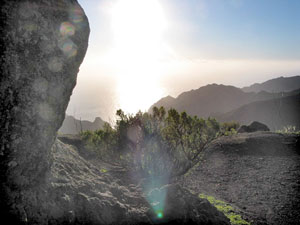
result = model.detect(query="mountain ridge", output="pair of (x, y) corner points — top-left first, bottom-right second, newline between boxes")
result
(149, 76), (300, 130)
(218, 93), (300, 130)
(242, 75), (300, 93)
(59, 115), (105, 134)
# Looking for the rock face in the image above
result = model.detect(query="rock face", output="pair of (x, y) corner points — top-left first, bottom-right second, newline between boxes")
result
(238, 121), (270, 133)
(0, 0), (89, 222)
(0, 1), (230, 224)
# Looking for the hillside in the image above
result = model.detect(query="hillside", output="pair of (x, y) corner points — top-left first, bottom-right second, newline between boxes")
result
(58, 131), (300, 225)
(182, 132), (300, 225)
(150, 84), (292, 118)
(218, 93), (300, 130)
(242, 75), (300, 93)
(58, 115), (105, 134)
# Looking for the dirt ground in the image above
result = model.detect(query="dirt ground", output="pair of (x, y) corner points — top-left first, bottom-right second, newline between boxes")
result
(180, 132), (300, 225)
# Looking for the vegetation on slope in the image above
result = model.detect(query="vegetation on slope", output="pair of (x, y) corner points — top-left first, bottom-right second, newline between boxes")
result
(199, 194), (250, 225)
(80, 107), (239, 178)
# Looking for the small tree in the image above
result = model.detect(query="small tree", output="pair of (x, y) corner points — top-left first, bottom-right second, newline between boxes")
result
(220, 121), (240, 136)
(161, 109), (220, 177)
(81, 107), (221, 179)
(80, 122), (118, 162)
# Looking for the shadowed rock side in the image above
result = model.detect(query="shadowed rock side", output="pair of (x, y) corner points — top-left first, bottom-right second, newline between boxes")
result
(0, 0), (90, 222)
(181, 132), (300, 225)
(0, 0), (230, 224)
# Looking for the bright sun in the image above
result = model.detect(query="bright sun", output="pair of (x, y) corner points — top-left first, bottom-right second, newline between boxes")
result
(109, 0), (168, 114)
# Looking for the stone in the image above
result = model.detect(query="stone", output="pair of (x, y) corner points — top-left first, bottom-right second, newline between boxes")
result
(238, 121), (270, 133)
(0, 0), (90, 222)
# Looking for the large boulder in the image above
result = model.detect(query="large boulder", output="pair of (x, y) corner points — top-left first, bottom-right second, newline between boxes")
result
(238, 121), (270, 133)
(0, 0), (90, 222)
(0, 0), (230, 224)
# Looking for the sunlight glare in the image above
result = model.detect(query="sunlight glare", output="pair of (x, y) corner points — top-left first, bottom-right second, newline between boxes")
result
(109, 0), (168, 114)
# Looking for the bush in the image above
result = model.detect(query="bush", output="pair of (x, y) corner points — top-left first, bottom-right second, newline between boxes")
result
(220, 122), (240, 136)
(80, 122), (119, 162)
(81, 107), (221, 178)
(199, 194), (250, 225)
(276, 125), (300, 134)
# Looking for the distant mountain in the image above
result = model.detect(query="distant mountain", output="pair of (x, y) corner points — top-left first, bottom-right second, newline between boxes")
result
(58, 115), (105, 134)
(218, 93), (300, 131)
(242, 76), (300, 93)
(150, 84), (291, 118)
(153, 95), (176, 109)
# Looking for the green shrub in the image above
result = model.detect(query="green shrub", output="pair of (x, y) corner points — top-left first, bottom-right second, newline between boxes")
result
(80, 123), (120, 162)
(199, 194), (250, 225)
(276, 125), (300, 134)
(80, 107), (221, 178)
(220, 122), (240, 136)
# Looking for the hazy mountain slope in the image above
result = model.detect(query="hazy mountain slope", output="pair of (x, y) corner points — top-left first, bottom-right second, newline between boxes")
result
(149, 95), (176, 113)
(242, 75), (300, 93)
(59, 115), (105, 134)
(218, 93), (300, 130)
(150, 84), (285, 118)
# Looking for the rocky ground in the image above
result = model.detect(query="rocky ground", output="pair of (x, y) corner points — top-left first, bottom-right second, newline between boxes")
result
(59, 132), (300, 225)
(179, 132), (300, 225)
(48, 138), (230, 224)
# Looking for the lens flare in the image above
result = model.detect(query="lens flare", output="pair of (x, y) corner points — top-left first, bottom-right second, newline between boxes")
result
(59, 39), (78, 58)
(145, 180), (168, 221)
(157, 211), (163, 219)
(60, 22), (75, 37)
(69, 6), (84, 24)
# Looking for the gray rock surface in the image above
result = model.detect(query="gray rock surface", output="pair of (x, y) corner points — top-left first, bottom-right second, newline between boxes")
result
(0, 1), (230, 224)
(0, 0), (87, 222)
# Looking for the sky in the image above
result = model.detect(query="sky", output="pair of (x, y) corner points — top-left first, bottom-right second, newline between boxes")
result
(67, 0), (300, 121)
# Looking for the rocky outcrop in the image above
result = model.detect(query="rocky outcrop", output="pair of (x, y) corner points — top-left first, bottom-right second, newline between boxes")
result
(182, 132), (300, 225)
(0, 0), (89, 222)
(238, 121), (270, 133)
(0, 0), (230, 224)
